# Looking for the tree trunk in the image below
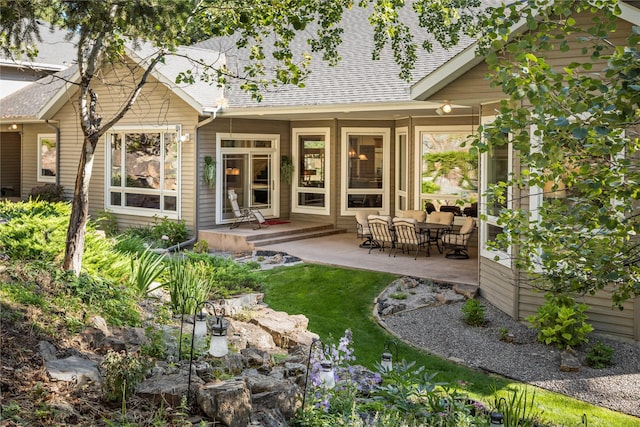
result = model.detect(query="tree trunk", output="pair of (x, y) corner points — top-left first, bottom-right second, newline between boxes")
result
(62, 135), (98, 275)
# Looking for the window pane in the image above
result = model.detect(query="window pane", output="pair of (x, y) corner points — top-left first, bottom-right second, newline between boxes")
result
(486, 144), (509, 216)
(348, 194), (381, 208)
(126, 193), (160, 209)
(299, 136), (325, 188)
(398, 134), (407, 192)
(348, 135), (382, 189)
(420, 131), (477, 196)
(164, 196), (177, 211)
(125, 133), (161, 189)
(298, 192), (325, 207)
(110, 134), (122, 186)
(110, 192), (122, 206)
(39, 136), (57, 177)
(164, 133), (178, 191)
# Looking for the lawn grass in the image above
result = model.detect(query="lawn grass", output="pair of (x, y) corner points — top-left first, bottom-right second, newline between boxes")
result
(257, 264), (640, 427)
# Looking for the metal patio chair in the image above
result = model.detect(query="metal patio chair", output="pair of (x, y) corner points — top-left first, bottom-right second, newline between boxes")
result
(227, 189), (268, 229)
(392, 217), (430, 259)
(367, 215), (395, 256)
(441, 217), (476, 259)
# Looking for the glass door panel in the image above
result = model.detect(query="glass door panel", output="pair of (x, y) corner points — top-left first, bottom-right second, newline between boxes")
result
(222, 154), (247, 221)
(251, 154), (271, 209)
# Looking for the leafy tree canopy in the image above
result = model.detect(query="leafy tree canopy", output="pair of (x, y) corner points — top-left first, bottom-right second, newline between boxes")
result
(473, 0), (640, 307)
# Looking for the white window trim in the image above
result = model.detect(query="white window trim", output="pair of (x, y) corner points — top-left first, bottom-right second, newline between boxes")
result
(395, 127), (409, 216)
(340, 127), (391, 216)
(292, 127), (331, 215)
(104, 125), (183, 219)
(37, 133), (57, 183)
(215, 132), (281, 224)
(413, 125), (477, 210)
(479, 117), (512, 267)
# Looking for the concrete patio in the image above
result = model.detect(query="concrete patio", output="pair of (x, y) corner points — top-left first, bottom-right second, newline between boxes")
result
(257, 231), (478, 286)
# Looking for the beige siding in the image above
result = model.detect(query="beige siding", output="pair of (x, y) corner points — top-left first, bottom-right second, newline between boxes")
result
(478, 258), (516, 316)
(19, 124), (60, 197)
(50, 63), (200, 234)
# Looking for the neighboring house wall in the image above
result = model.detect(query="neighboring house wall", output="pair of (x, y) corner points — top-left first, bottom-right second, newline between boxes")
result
(49, 65), (200, 233)
(21, 123), (58, 196)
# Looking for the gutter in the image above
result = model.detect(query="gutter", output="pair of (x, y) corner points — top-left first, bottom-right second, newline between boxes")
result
(45, 120), (61, 187)
(192, 104), (223, 242)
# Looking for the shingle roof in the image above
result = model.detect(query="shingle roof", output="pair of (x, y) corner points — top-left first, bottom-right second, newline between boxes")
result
(0, 20), (77, 70)
(194, 4), (478, 109)
(0, 66), (75, 120)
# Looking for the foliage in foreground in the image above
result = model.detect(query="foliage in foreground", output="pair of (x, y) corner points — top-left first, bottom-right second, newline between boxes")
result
(526, 294), (594, 349)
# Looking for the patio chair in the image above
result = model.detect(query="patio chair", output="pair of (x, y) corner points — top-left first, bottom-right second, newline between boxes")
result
(426, 211), (454, 254)
(392, 217), (430, 259)
(227, 189), (268, 230)
(441, 217), (476, 259)
(355, 210), (378, 248)
(367, 215), (395, 256)
(401, 209), (427, 222)
(425, 202), (437, 214)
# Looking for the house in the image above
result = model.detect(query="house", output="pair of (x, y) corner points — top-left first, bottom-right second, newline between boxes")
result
(0, 3), (638, 342)
(0, 20), (76, 198)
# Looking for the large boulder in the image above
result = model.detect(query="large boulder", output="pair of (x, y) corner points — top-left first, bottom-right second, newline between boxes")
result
(137, 371), (202, 407)
(250, 309), (318, 349)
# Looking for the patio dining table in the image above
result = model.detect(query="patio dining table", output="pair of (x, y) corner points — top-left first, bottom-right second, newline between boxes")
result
(417, 222), (452, 254)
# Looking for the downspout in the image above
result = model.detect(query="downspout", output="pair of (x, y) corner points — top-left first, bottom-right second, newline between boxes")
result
(45, 120), (61, 187)
(193, 104), (223, 241)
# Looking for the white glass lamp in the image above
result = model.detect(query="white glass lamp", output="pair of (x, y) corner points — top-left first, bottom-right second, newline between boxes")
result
(381, 351), (393, 372)
(319, 360), (336, 389)
(208, 315), (228, 357)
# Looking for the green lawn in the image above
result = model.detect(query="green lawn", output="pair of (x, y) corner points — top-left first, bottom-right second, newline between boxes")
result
(257, 264), (640, 427)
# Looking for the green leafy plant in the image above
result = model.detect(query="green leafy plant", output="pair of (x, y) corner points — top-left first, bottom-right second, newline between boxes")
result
(151, 216), (189, 248)
(526, 294), (593, 348)
(203, 156), (216, 189)
(128, 248), (166, 297)
(461, 298), (486, 326)
(499, 327), (514, 343)
(491, 386), (541, 427)
(166, 258), (214, 314)
(193, 240), (209, 254)
(280, 156), (294, 184)
(586, 341), (614, 369)
(101, 350), (152, 403)
(92, 209), (119, 237)
(389, 292), (408, 300)
(141, 326), (167, 359)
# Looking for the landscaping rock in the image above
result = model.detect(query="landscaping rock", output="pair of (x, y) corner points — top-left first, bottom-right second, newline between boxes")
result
(437, 290), (465, 304)
(453, 283), (479, 299)
(560, 350), (581, 372)
(137, 371), (201, 407)
(229, 319), (278, 351)
(197, 378), (252, 427)
(45, 356), (101, 384)
(38, 340), (58, 362)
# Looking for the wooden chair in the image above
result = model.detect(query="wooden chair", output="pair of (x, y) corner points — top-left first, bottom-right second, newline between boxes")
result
(227, 189), (268, 229)
(392, 217), (430, 259)
(426, 211), (454, 253)
(367, 215), (395, 256)
(441, 217), (476, 259)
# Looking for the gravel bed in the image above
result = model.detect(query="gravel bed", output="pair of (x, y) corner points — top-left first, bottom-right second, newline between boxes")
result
(381, 295), (640, 418)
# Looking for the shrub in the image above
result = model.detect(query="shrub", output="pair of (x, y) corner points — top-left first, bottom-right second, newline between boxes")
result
(586, 341), (614, 369)
(29, 184), (65, 202)
(128, 248), (166, 297)
(193, 240), (209, 254)
(151, 216), (189, 248)
(101, 350), (152, 403)
(461, 298), (486, 326)
(526, 294), (593, 348)
(92, 210), (119, 237)
(166, 257), (215, 314)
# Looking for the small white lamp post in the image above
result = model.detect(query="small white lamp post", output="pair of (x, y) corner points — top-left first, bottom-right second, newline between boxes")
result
(380, 340), (398, 372)
(301, 339), (336, 411)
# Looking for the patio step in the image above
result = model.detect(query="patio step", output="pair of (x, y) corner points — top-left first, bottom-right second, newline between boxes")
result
(251, 226), (346, 247)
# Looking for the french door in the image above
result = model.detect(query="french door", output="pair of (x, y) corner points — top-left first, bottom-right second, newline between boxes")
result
(217, 134), (279, 223)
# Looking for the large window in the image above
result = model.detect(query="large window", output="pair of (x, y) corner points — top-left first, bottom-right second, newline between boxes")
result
(395, 128), (408, 215)
(292, 128), (330, 215)
(37, 133), (57, 183)
(416, 126), (478, 213)
(341, 127), (390, 215)
(480, 130), (512, 265)
(107, 127), (180, 217)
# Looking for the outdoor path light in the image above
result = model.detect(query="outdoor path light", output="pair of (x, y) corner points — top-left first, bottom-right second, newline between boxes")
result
(186, 300), (228, 404)
(301, 338), (335, 411)
(381, 340), (398, 372)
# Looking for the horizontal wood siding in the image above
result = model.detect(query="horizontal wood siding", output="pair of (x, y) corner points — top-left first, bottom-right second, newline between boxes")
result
(518, 280), (638, 341)
(20, 124), (59, 197)
(50, 63), (199, 235)
(479, 258), (516, 316)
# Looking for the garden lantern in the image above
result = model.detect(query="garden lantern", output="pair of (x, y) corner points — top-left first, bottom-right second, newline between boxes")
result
(380, 340), (398, 371)
(193, 311), (208, 342)
(319, 359), (336, 389)
(208, 312), (229, 357)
